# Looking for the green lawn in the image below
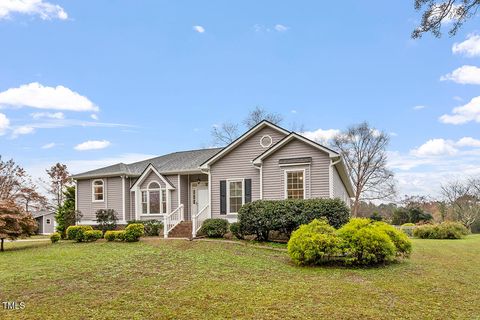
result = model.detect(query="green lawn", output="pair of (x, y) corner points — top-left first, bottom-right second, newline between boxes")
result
(0, 236), (479, 320)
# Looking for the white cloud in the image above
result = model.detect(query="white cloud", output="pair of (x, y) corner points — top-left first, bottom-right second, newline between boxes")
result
(90, 114), (98, 120)
(192, 25), (205, 33)
(413, 105), (426, 110)
(301, 128), (340, 144)
(31, 111), (64, 119)
(0, 0), (68, 20)
(74, 140), (111, 151)
(0, 112), (9, 135)
(456, 137), (480, 147)
(0, 82), (98, 112)
(41, 142), (56, 149)
(440, 65), (480, 85)
(274, 24), (289, 32)
(452, 33), (480, 57)
(11, 125), (35, 138)
(439, 96), (480, 124)
(411, 138), (458, 157)
(291, 109), (297, 114)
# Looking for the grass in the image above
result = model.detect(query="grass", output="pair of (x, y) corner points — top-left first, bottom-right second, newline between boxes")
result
(0, 236), (479, 319)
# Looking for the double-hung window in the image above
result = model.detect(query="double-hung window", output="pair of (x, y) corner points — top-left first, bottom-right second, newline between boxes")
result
(228, 180), (244, 214)
(285, 170), (305, 199)
(92, 180), (104, 202)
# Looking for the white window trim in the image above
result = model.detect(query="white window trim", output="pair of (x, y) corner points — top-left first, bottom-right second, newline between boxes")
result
(92, 179), (105, 203)
(284, 169), (306, 200)
(226, 178), (245, 215)
(260, 134), (273, 148)
(140, 180), (167, 215)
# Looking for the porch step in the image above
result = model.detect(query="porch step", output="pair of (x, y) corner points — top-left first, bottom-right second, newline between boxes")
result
(168, 221), (192, 238)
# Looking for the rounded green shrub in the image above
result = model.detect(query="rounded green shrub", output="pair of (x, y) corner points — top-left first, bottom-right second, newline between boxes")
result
(116, 230), (126, 241)
(50, 232), (61, 243)
(84, 230), (103, 242)
(373, 222), (412, 257)
(402, 223), (415, 227)
(104, 230), (117, 241)
(229, 222), (244, 239)
(337, 218), (397, 265)
(287, 219), (340, 265)
(414, 221), (469, 239)
(124, 223), (144, 242)
(66, 225), (93, 242)
(199, 219), (229, 238)
(127, 220), (163, 236)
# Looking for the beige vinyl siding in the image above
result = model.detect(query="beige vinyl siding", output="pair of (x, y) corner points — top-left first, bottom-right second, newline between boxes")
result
(333, 167), (351, 206)
(262, 139), (331, 200)
(210, 126), (287, 218)
(77, 177), (124, 221)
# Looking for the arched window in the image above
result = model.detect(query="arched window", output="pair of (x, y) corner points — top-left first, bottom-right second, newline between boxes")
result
(141, 181), (166, 214)
(92, 179), (104, 202)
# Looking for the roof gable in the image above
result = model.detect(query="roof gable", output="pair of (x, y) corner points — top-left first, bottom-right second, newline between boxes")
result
(130, 164), (176, 190)
(200, 120), (290, 169)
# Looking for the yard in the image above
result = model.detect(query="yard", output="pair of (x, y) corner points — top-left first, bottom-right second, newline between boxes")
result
(0, 236), (479, 320)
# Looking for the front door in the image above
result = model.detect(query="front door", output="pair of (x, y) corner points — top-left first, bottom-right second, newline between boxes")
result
(191, 181), (209, 217)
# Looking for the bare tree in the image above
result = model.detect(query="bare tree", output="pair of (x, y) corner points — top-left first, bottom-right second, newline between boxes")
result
(0, 157), (28, 203)
(45, 163), (71, 209)
(243, 106), (283, 128)
(412, 0), (480, 38)
(332, 122), (397, 216)
(211, 122), (240, 146)
(17, 183), (48, 213)
(441, 179), (480, 229)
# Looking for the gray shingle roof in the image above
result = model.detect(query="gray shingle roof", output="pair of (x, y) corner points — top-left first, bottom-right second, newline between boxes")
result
(71, 148), (223, 179)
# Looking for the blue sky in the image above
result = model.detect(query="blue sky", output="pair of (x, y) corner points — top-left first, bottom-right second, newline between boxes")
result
(1, 1), (479, 197)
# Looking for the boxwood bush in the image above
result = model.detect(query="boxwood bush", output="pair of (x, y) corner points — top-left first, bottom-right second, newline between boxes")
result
(104, 230), (126, 241)
(66, 225), (93, 242)
(199, 219), (229, 238)
(238, 199), (350, 241)
(50, 232), (61, 243)
(127, 219), (163, 236)
(229, 222), (244, 239)
(124, 223), (144, 242)
(83, 230), (103, 242)
(287, 219), (340, 265)
(414, 221), (469, 239)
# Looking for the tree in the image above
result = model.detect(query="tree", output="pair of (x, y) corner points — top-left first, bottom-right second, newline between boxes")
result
(95, 209), (118, 234)
(17, 183), (48, 213)
(211, 106), (283, 146)
(0, 157), (27, 203)
(55, 186), (82, 239)
(243, 106), (283, 129)
(0, 201), (37, 252)
(332, 122), (397, 216)
(441, 179), (480, 229)
(45, 163), (71, 209)
(412, 0), (480, 38)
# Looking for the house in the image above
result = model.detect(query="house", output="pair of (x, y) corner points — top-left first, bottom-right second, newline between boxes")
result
(71, 120), (354, 238)
(32, 211), (56, 235)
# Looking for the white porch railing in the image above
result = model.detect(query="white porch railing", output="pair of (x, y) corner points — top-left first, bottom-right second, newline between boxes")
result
(192, 204), (210, 238)
(163, 204), (184, 238)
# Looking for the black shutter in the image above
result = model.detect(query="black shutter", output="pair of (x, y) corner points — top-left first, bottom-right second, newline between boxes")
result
(244, 179), (252, 203)
(220, 180), (227, 215)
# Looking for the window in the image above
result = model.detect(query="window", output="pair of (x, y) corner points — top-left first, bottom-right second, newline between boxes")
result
(141, 181), (167, 214)
(92, 180), (104, 202)
(46, 219), (51, 224)
(260, 135), (273, 148)
(286, 170), (305, 199)
(228, 180), (243, 214)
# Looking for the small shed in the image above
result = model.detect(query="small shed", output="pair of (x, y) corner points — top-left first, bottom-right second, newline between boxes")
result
(32, 211), (56, 235)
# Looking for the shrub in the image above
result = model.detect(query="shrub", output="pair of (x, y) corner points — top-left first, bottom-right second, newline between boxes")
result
(124, 224), (144, 242)
(127, 219), (163, 236)
(50, 232), (61, 243)
(402, 223), (415, 227)
(373, 222), (412, 257)
(400, 225), (415, 237)
(83, 230), (103, 242)
(116, 230), (126, 241)
(229, 222), (244, 239)
(337, 218), (397, 265)
(392, 208), (433, 225)
(104, 230), (117, 241)
(238, 199), (350, 241)
(369, 212), (383, 221)
(95, 209), (118, 234)
(287, 219), (340, 265)
(66, 225), (93, 242)
(414, 221), (470, 239)
(199, 219), (229, 238)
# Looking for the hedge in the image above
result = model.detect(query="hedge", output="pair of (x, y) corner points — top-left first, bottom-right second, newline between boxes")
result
(66, 225), (93, 242)
(127, 219), (163, 236)
(238, 198), (350, 241)
(199, 219), (229, 238)
(414, 221), (469, 239)
(83, 230), (103, 242)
